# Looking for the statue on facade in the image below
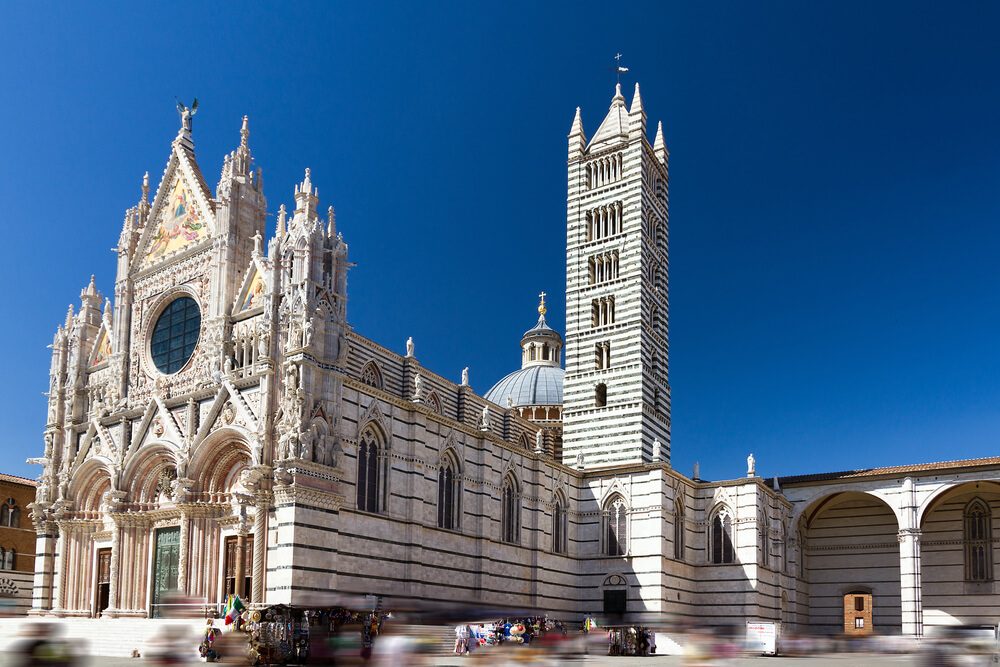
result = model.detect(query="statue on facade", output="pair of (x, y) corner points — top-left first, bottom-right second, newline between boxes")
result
(480, 406), (491, 431)
(575, 452), (585, 469)
(693, 461), (700, 480)
(652, 437), (661, 462)
(535, 430), (544, 453)
(176, 98), (198, 132)
(747, 452), (756, 477)
(413, 373), (424, 402)
(405, 336), (414, 357)
(461, 367), (469, 386)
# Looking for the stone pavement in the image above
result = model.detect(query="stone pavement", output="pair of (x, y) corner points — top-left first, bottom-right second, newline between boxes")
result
(0, 651), (921, 666)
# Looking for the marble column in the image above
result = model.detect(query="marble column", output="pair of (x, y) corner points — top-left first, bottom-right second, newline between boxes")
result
(28, 518), (57, 615)
(105, 519), (121, 616)
(177, 511), (189, 593)
(898, 528), (923, 637)
(251, 494), (269, 604)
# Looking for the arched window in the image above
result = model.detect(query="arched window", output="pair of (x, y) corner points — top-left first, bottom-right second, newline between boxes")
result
(0, 498), (17, 528)
(711, 508), (735, 564)
(604, 494), (628, 557)
(426, 391), (442, 415)
(360, 361), (383, 390)
(552, 493), (568, 554)
(674, 500), (685, 561)
(965, 498), (993, 582)
(437, 453), (461, 530)
(595, 383), (607, 408)
(356, 426), (385, 513)
(501, 476), (520, 544)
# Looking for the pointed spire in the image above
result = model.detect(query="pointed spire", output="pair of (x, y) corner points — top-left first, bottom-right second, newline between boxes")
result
(653, 120), (668, 164)
(612, 82), (625, 104)
(294, 168), (319, 217)
(627, 81), (646, 138)
(276, 204), (287, 237)
(84, 275), (97, 297)
(569, 107), (584, 136)
(568, 107), (587, 159)
(629, 82), (643, 114)
(141, 172), (149, 205)
(233, 115), (251, 176)
(327, 205), (336, 237)
(240, 115), (249, 150)
(65, 304), (75, 330)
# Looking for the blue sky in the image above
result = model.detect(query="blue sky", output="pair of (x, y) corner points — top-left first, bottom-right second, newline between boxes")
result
(1, 1), (999, 482)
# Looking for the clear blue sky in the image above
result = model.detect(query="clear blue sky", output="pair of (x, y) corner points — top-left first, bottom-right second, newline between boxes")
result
(2, 1), (999, 482)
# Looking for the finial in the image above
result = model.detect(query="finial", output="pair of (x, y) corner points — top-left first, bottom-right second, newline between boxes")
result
(538, 291), (547, 317)
(569, 106), (584, 136)
(614, 82), (623, 100)
(302, 168), (312, 194)
(141, 171), (150, 204)
(240, 115), (249, 148)
(86, 275), (97, 296)
(653, 120), (667, 162)
(327, 205), (336, 237)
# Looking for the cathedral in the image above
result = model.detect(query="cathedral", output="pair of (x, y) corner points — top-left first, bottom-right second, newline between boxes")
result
(25, 83), (1000, 640)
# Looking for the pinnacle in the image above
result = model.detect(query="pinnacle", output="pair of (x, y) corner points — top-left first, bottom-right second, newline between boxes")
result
(612, 82), (625, 104)
(629, 82), (643, 114)
(569, 106), (584, 136)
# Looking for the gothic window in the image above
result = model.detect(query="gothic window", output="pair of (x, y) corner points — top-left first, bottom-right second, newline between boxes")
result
(674, 500), (685, 561)
(426, 391), (442, 415)
(150, 296), (201, 374)
(518, 433), (531, 450)
(595, 383), (607, 408)
(604, 494), (628, 557)
(360, 361), (383, 390)
(501, 475), (520, 544)
(0, 498), (18, 528)
(437, 453), (461, 531)
(0, 547), (14, 570)
(356, 425), (385, 513)
(552, 493), (568, 554)
(965, 498), (993, 582)
(711, 509), (736, 564)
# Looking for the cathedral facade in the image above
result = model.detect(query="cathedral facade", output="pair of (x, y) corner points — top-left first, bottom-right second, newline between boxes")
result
(26, 85), (1000, 639)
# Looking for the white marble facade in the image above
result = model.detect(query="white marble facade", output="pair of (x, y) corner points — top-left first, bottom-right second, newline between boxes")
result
(26, 90), (1000, 637)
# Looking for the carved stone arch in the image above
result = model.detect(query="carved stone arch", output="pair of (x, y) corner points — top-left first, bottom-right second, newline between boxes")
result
(67, 457), (115, 513)
(517, 433), (531, 450)
(359, 361), (384, 391)
(600, 477), (630, 508)
(357, 400), (390, 448)
(121, 441), (180, 504)
(425, 390), (442, 415)
(188, 427), (256, 494)
(438, 445), (462, 474)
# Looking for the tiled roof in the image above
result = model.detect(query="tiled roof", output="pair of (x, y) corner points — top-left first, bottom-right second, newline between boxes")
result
(775, 456), (1000, 486)
(0, 472), (37, 487)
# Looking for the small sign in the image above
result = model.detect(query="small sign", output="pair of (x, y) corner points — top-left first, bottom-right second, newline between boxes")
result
(746, 621), (779, 655)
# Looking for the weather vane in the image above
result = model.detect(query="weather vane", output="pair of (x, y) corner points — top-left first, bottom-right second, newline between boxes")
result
(615, 53), (629, 84)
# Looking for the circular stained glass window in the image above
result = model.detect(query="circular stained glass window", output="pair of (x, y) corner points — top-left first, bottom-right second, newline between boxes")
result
(150, 296), (201, 374)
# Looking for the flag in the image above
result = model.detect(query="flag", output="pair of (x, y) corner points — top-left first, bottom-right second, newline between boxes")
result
(617, 66), (629, 73)
(224, 594), (246, 625)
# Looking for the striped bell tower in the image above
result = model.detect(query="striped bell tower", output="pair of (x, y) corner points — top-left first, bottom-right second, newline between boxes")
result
(561, 82), (671, 467)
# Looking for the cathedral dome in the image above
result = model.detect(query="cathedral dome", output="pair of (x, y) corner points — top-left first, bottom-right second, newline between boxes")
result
(485, 365), (565, 408)
(485, 293), (564, 408)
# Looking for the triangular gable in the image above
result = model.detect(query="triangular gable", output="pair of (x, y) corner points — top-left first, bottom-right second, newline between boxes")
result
(136, 143), (216, 271)
(233, 259), (267, 314)
(89, 326), (112, 367)
(588, 96), (629, 149)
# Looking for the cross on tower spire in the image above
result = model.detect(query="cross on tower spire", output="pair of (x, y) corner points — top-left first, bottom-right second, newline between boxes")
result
(538, 291), (547, 317)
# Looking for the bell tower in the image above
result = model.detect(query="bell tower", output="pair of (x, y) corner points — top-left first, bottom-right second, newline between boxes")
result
(561, 83), (671, 467)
